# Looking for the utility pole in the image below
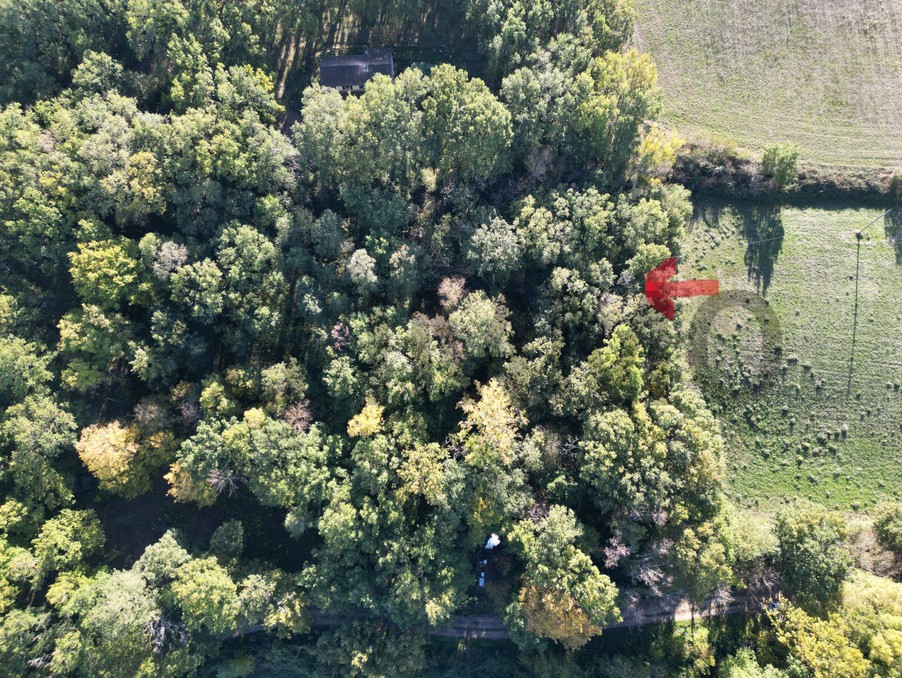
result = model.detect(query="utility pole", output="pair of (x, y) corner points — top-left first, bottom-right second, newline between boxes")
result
(847, 208), (895, 398)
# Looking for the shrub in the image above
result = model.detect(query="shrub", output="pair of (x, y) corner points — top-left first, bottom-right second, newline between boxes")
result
(890, 170), (902, 202)
(762, 143), (800, 188)
(874, 501), (902, 554)
(210, 520), (245, 559)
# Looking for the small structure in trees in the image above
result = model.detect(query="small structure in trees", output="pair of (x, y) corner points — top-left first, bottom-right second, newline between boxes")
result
(476, 534), (502, 587)
(319, 47), (394, 95)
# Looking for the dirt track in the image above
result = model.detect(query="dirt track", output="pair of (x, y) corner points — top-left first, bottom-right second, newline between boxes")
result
(231, 593), (765, 641)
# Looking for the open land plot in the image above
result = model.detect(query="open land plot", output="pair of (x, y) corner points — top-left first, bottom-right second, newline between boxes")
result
(679, 200), (902, 510)
(634, 0), (902, 171)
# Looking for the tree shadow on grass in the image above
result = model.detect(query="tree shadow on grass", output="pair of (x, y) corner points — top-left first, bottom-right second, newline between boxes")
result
(735, 203), (784, 293)
(885, 208), (902, 264)
(691, 199), (729, 232)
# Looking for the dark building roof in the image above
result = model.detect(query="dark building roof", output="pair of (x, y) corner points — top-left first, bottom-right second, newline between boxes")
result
(319, 48), (394, 89)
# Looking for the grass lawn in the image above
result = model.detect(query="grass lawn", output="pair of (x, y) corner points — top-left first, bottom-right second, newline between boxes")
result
(634, 0), (902, 172)
(679, 199), (902, 511)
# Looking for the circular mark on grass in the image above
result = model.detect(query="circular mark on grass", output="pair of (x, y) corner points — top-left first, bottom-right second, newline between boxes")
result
(687, 290), (783, 402)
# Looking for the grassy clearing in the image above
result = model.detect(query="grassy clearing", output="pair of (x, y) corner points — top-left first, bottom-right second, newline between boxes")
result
(634, 0), (902, 172)
(680, 199), (902, 510)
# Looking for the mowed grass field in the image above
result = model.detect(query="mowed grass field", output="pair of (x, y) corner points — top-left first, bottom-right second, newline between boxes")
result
(634, 0), (902, 171)
(679, 200), (902, 510)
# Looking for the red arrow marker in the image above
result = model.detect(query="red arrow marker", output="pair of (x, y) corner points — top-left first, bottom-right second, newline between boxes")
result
(645, 257), (719, 320)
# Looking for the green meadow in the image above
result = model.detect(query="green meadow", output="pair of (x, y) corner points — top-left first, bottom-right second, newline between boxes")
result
(680, 200), (902, 510)
(634, 0), (902, 172)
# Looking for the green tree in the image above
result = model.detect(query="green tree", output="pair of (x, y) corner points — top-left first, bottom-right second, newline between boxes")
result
(2, 395), (76, 461)
(338, 69), (427, 196)
(501, 47), (658, 181)
(468, 0), (635, 81)
(1, 395), (77, 509)
(293, 84), (345, 186)
(174, 410), (333, 515)
(323, 356), (364, 415)
(347, 248), (378, 293)
(315, 622), (427, 678)
(0, 106), (78, 274)
(215, 224), (287, 353)
(0, 0), (124, 104)
(422, 64), (512, 181)
(133, 530), (192, 587)
(573, 50), (662, 181)
(449, 291), (514, 361)
(0, 336), (52, 407)
(32, 509), (105, 573)
(169, 557), (240, 634)
(0, 537), (41, 612)
(775, 502), (850, 612)
(170, 259), (225, 324)
(467, 216), (522, 286)
(0, 608), (53, 675)
(719, 648), (786, 677)
(210, 520), (245, 559)
(57, 305), (132, 392)
(70, 50), (125, 96)
(508, 505), (621, 649)
(672, 520), (734, 607)
(561, 324), (645, 413)
(656, 624), (717, 678)
(48, 569), (163, 678)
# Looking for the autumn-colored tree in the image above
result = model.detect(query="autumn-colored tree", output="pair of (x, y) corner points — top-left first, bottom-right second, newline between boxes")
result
(508, 506), (620, 649)
(346, 398), (385, 438)
(164, 462), (217, 507)
(68, 238), (147, 309)
(76, 421), (161, 499)
(517, 584), (602, 650)
(769, 601), (871, 678)
(455, 379), (526, 466)
(842, 571), (902, 676)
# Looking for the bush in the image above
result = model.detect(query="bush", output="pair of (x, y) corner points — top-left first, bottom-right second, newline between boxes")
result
(874, 501), (902, 554)
(890, 170), (902, 202)
(775, 501), (850, 612)
(762, 143), (800, 188)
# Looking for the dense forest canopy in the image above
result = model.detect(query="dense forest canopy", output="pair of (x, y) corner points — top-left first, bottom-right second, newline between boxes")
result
(1, 0), (899, 676)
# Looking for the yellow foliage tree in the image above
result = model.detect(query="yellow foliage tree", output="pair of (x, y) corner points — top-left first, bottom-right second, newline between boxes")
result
(770, 600), (871, 678)
(518, 585), (601, 650)
(630, 123), (684, 183)
(843, 571), (902, 676)
(76, 422), (146, 498)
(164, 462), (217, 507)
(347, 398), (384, 438)
(456, 379), (526, 465)
(396, 443), (445, 505)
